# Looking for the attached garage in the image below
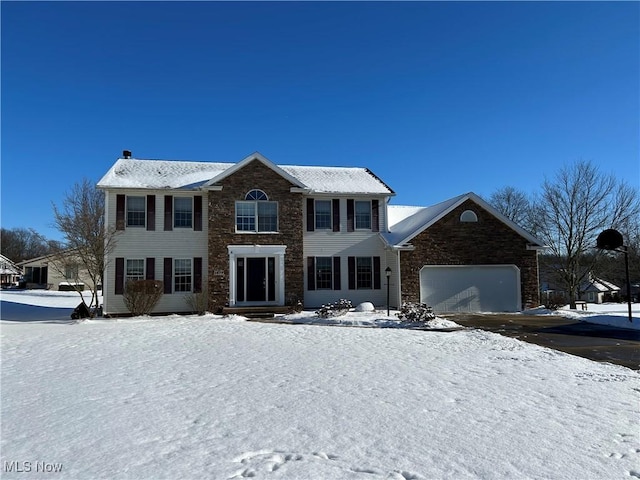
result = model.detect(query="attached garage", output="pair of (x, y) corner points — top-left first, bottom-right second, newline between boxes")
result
(420, 265), (521, 313)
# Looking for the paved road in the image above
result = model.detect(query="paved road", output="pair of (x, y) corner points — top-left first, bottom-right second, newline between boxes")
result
(449, 313), (640, 370)
(0, 300), (74, 323)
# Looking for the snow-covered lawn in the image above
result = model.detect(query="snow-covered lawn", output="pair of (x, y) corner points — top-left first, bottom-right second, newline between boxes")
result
(1, 291), (639, 479)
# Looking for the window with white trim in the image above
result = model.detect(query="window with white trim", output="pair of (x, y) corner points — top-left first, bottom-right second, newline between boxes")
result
(460, 210), (478, 222)
(127, 196), (146, 227)
(236, 190), (278, 233)
(356, 257), (373, 289)
(125, 259), (145, 284)
(315, 200), (332, 230)
(174, 259), (192, 292)
(65, 264), (79, 281)
(315, 257), (333, 290)
(355, 201), (371, 229)
(174, 197), (193, 228)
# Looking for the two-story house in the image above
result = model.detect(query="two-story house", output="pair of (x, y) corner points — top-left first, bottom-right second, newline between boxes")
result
(97, 152), (544, 316)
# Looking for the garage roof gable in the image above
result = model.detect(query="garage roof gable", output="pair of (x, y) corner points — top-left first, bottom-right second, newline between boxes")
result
(384, 192), (545, 248)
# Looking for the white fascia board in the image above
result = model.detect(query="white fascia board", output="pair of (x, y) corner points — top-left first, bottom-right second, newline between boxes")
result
(204, 152), (307, 189)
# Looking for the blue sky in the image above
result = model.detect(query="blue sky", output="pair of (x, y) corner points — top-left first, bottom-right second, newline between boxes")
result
(2, 1), (638, 242)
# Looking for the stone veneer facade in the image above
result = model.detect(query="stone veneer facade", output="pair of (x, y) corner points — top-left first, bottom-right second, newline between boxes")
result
(207, 160), (304, 312)
(399, 199), (540, 309)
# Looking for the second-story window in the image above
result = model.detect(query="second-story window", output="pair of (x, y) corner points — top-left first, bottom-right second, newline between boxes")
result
(236, 190), (278, 233)
(315, 200), (332, 229)
(355, 201), (371, 229)
(127, 196), (146, 227)
(174, 197), (193, 228)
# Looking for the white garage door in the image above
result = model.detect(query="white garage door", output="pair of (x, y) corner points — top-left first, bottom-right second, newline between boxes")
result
(420, 265), (521, 313)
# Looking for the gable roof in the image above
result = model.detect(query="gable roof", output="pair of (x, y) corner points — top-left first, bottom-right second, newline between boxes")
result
(97, 152), (394, 195)
(203, 152), (306, 190)
(0, 254), (22, 275)
(383, 192), (545, 248)
(582, 276), (620, 293)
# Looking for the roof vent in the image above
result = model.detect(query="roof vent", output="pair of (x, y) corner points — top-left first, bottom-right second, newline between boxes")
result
(123, 150), (132, 159)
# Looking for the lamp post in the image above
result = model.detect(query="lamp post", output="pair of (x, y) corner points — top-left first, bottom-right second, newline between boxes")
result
(385, 266), (392, 317)
(596, 229), (632, 323)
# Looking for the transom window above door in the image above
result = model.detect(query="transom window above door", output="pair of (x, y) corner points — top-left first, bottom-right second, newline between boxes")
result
(235, 190), (278, 233)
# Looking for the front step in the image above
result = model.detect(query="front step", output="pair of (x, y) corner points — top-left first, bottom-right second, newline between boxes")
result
(221, 306), (291, 317)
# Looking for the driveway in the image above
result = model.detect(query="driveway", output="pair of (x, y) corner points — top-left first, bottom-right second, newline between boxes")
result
(449, 313), (640, 370)
(0, 300), (74, 324)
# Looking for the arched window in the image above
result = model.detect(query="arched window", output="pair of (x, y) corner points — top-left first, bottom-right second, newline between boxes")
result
(460, 210), (478, 222)
(245, 189), (268, 201)
(236, 189), (278, 232)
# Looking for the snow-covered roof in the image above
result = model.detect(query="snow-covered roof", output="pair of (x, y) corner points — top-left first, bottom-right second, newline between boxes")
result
(97, 159), (233, 190)
(383, 192), (545, 248)
(97, 153), (394, 195)
(383, 194), (469, 246)
(583, 276), (620, 293)
(0, 254), (22, 275)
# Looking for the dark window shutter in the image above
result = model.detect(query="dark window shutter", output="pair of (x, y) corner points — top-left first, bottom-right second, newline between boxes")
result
(307, 257), (315, 291)
(333, 256), (341, 290)
(194, 257), (202, 293)
(373, 257), (381, 289)
(372, 199), (379, 232)
(332, 199), (340, 232)
(164, 258), (173, 294)
(347, 199), (354, 232)
(164, 195), (173, 231)
(306, 198), (315, 232)
(348, 256), (356, 290)
(146, 258), (155, 280)
(116, 195), (125, 230)
(194, 196), (202, 231)
(115, 257), (124, 295)
(146, 195), (156, 231)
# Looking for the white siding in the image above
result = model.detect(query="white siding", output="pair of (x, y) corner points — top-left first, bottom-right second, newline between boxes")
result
(303, 195), (393, 309)
(103, 189), (208, 315)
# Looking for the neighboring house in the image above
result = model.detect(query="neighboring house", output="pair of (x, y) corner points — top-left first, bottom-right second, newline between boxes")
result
(579, 275), (620, 304)
(0, 254), (22, 288)
(18, 251), (96, 291)
(540, 269), (621, 305)
(97, 151), (545, 316)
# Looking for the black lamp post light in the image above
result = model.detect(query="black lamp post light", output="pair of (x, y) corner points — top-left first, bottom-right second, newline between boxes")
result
(385, 266), (392, 317)
(596, 229), (633, 323)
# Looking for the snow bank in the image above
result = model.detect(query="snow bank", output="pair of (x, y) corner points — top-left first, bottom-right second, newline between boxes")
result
(1, 292), (639, 479)
(525, 302), (640, 331)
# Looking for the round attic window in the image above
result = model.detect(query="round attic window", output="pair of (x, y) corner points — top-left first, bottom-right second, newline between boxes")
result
(460, 210), (478, 222)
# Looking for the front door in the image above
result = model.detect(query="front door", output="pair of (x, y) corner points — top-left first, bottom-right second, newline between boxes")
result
(246, 257), (266, 301)
(236, 257), (276, 304)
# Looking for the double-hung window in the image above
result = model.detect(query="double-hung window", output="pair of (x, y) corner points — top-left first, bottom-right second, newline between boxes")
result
(65, 264), (79, 281)
(315, 257), (333, 290)
(174, 259), (192, 292)
(236, 190), (278, 233)
(174, 197), (193, 228)
(127, 196), (146, 227)
(125, 259), (145, 284)
(355, 201), (371, 229)
(348, 256), (381, 290)
(315, 200), (332, 230)
(356, 257), (373, 289)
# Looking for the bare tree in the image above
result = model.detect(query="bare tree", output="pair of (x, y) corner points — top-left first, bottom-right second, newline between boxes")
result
(489, 186), (535, 232)
(52, 179), (118, 312)
(534, 160), (640, 308)
(0, 227), (60, 263)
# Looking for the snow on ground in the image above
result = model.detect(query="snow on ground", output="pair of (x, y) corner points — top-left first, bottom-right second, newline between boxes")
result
(525, 302), (640, 331)
(1, 291), (639, 479)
